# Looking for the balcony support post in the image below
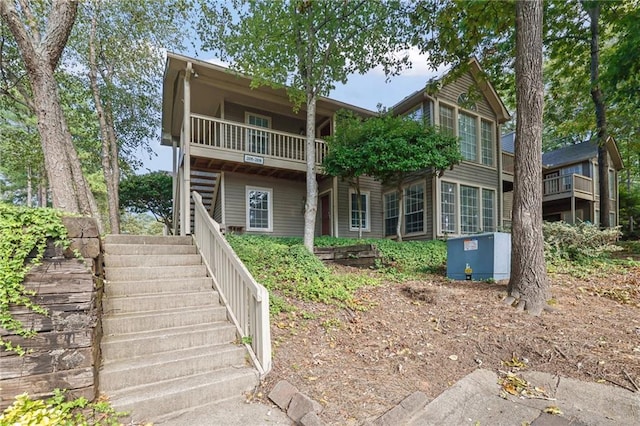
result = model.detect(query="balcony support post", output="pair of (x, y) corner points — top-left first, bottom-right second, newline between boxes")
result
(181, 62), (193, 235)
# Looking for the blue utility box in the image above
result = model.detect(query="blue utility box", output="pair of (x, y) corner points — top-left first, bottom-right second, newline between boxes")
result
(446, 232), (511, 281)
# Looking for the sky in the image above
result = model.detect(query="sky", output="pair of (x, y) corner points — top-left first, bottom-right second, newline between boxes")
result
(143, 48), (445, 172)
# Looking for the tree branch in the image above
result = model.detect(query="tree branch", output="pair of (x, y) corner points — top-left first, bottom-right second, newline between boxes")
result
(42, 0), (78, 69)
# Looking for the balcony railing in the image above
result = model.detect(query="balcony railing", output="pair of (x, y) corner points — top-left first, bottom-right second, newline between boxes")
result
(502, 152), (514, 175)
(543, 174), (594, 199)
(190, 114), (328, 166)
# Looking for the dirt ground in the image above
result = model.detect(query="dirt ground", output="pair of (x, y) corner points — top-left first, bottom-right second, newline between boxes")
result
(258, 264), (640, 425)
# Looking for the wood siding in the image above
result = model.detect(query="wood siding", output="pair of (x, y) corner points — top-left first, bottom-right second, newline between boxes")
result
(223, 172), (306, 236)
(441, 162), (500, 189)
(436, 72), (497, 120)
(224, 102), (305, 136)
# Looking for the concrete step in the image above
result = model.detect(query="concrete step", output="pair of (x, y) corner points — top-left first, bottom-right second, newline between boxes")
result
(99, 344), (247, 392)
(104, 277), (213, 297)
(105, 264), (208, 282)
(104, 253), (202, 268)
(104, 243), (197, 256)
(101, 323), (237, 361)
(102, 305), (227, 335)
(103, 291), (218, 314)
(106, 367), (258, 424)
(104, 235), (193, 246)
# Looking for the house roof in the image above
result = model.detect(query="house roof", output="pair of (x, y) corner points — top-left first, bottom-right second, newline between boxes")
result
(501, 132), (624, 171)
(391, 58), (511, 124)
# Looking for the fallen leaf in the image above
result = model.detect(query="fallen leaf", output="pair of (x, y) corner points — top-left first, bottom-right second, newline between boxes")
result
(544, 406), (563, 415)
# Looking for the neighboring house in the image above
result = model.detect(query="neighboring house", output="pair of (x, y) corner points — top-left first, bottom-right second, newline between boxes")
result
(501, 132), (623, 226)
(161, 53), (510, 239)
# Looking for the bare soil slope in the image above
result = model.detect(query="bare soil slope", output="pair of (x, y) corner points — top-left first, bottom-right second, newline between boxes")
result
(260, 266), (640, 425)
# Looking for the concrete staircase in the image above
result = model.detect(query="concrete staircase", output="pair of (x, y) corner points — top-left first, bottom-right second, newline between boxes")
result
(100, 235), (259, 424)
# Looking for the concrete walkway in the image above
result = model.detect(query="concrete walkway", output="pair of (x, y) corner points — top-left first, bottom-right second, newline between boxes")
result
(407, 369), (640, 426)
(152, 369), (639, 425)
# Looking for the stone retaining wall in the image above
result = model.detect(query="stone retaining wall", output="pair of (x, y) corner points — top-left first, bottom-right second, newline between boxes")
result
(0, 217), (103, 410)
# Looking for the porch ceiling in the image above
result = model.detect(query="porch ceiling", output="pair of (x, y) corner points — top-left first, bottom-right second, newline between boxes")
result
(191, 156), (307, 181)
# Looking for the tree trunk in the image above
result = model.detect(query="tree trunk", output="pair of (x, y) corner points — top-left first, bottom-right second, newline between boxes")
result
(26, 165), (32, 207)
(585, 3), (610, 228)
(396, 181), (404, 242)
(0, 0), (101, 227)
(303, 92), (318, 252)
(507, 0), (550, 315)
(38, 178), (47, 207)
(89, 8), (120, 233)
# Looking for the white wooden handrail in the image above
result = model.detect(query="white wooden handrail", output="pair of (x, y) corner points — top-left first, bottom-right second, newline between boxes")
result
(191, 191), (272, 375)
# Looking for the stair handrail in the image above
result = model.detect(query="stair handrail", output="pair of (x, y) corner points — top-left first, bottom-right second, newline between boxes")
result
(191, 191), (272, 375)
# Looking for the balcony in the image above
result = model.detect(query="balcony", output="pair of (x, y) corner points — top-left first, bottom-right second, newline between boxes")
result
(502, 152), (514, 177)
(543, 174), (594, 202)
(188, 114), (328, 174)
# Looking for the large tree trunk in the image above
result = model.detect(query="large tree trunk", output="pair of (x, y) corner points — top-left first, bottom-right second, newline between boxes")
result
(585, 3), (610, 228)
(89, 7), (120, 233)
(0, 0), (101, 226)
(303, 92), (318, 252)
(507, 0), (550, 315)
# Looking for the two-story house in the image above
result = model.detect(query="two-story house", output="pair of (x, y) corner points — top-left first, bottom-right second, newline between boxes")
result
(501, 132), (623, 226)
(161, 53), (510, 239)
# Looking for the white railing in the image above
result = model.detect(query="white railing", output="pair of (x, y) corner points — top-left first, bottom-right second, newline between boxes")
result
(543, 174), (594, 198)
(191, 113), (328, 166)
(191, 191), (271, 375)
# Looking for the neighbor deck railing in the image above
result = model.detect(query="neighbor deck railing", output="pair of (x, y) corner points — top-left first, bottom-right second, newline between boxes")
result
(191, 113), (328, 165)
(543, 174), (593, 198)
(191, 191), (271, 375)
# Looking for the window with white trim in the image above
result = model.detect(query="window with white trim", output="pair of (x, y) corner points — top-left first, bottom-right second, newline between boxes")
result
(441, 182), (456, 233)
(384, 192), (399, 236)
(608, 169), (615, 199)
(459, 113), (477, 162)
(482, 189), (495, 232)
(481, 120), (494, 166)
(460, 185), (479, 233)
(405, 104), (424, 122)
(609, 211), (616, 227)
(439, 104), (455, 135)
(246, 187), (272, 231)
(350, 190), (370, 231)
(245, 113), (271, 154)
(405, 183), (424, 234)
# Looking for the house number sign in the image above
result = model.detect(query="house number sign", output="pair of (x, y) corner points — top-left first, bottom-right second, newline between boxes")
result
(244, 154), (264, 165)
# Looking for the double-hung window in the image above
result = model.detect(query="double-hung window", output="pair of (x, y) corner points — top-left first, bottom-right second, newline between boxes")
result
(482, 189), (495, 232)
(350, 190), (370, 231)
(439, 104), (455, 135)
(441, 182), (456, 233)
(404, 183), (424, 234)
(481, 120), (494, 166)
(460, 185), (479, 233)
(246, 186), (272, 232)
(384, 192), (399, 236)
(246, 113), (270, 154)
(459, 113), (477, 162)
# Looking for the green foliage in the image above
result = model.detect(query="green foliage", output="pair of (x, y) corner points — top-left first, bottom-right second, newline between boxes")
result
(619, 182), (640, 238)
(119, 172), (173, 232)
(0, 204), (69, 355)
(543, 221), (622, 265)
(227, 234), (447, 314)
(226, 234), (379, 313)
(0, 389), (127, 426)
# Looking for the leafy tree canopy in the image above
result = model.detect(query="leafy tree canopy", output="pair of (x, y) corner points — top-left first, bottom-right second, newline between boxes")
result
(119, 172), (173, 233)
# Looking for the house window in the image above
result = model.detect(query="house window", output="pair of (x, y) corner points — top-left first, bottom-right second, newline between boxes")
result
(460, 185), (479, 233)
(384, 192), (399, 236)
(481, 120), (494, 166)
(482, 189), (495, 232)
(350, 190), (370, 231)
(439, 104), (455, 136)
(608, 169), (615, 199)
(245, 113), (271, 154)
(459, 113), (477, 162)
(246, 187), (272, 231)
(609, 212), (616, 227)
(406, 104), (424, 122)
(405, 183), (425, 234)
(441, 182), (456, 233)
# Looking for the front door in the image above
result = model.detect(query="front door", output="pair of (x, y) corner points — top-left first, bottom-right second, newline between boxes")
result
(321, 194), (331, 236)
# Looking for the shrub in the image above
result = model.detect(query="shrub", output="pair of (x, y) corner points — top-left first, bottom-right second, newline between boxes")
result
(543, 221), (622, 263)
